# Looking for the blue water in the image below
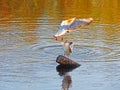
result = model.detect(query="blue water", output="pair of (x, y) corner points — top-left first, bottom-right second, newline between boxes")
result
(0, 1), (120, 90)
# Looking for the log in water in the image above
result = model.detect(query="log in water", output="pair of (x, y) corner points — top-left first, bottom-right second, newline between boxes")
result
(56, 55), (80, 66)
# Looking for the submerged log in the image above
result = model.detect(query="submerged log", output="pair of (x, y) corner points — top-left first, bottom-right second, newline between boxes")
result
(56, 55), (80, 66)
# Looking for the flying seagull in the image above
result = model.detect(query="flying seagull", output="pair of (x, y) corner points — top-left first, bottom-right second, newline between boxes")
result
(54, 17), (93, 40)
(63, 40), (74, 58)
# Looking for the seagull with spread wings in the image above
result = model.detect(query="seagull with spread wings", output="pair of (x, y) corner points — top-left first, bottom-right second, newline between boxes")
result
(54, 17), (93, 40)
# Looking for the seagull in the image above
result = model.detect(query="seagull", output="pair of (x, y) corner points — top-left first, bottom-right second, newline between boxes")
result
(63, 40), (74, 58)
(54, 17), (93, 40)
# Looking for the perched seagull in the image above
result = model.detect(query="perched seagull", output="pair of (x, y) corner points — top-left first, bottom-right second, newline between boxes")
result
(54, 17), (93, 40)
(63, 40), (74, 58)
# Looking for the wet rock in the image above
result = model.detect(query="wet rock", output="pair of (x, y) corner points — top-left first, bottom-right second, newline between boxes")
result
(56, 55), (80, 66)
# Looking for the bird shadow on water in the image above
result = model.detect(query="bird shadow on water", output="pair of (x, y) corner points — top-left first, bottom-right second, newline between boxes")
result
(56, 65), (80, 90)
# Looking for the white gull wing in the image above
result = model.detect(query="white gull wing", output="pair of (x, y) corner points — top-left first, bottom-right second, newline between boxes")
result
(54, 18), (93, 37)
(68, 18), (93, 30)
(54, 18), (76, 37)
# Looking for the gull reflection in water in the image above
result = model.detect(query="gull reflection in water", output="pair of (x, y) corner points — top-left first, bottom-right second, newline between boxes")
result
(56, 65), (80, 90)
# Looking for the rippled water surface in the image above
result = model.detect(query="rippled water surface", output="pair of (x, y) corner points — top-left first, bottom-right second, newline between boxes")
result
(0, 0), (120, 90)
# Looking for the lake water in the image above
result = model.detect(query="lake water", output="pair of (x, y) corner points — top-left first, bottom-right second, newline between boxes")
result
(0, 0), (120, 90)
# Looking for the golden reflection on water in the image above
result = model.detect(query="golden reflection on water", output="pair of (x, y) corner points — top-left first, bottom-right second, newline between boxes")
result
(0, 0), (119, 22)
(0, 0), (120, 45)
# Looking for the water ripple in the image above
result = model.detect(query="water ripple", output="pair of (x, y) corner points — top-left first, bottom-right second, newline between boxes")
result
(31, 44), (119, 62)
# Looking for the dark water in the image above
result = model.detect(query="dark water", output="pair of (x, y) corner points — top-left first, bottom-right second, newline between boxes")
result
(0, 0), (120, 90)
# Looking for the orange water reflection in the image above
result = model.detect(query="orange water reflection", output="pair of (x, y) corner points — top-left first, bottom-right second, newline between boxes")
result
(0, 0), (120, 45)
(0, 0), (119, 22)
